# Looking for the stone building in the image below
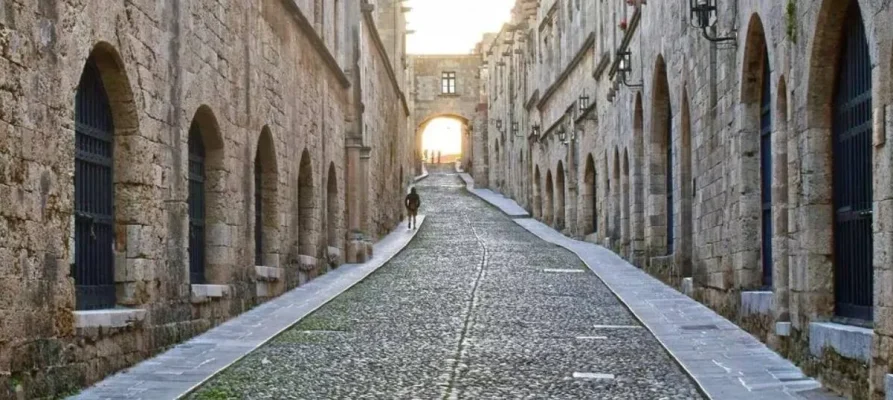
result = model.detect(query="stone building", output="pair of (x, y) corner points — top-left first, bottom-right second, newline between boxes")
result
(0, 0), (411, 398)
(408, 54), (484, 175)
(483, 0), (893, 398)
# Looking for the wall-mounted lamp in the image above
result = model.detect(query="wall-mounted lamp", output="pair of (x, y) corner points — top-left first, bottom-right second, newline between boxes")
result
(579, 95), (590, 111)
(689, 0), (735, 42)
(512, 121), (520, 136)
(532, 124), (541, 137)
(495, 119), (503, 130)
(558, 126), (567, 143)
(617, 51), (643, 88)
(607, 87), (616, 102)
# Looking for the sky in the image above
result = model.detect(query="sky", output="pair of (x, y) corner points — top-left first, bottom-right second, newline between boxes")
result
(422, 118), (463, 155)
(406, 0), (515, 54)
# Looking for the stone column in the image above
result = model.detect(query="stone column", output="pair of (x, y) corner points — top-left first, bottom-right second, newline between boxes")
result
(345, 142), (366, 263)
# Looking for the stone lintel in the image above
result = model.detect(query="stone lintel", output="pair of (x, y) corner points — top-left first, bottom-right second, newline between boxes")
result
(808, 322), (873, 363)
(73, 309), (147, 329)
(255, 266), (284, 282)
(740, 290), (774, 316)
(191, 284), (231, 304)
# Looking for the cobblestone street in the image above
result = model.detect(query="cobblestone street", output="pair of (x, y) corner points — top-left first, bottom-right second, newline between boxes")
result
(188, 166), (703, 399)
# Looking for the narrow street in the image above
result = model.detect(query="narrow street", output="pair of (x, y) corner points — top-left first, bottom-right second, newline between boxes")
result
(188, 166), (702, 399)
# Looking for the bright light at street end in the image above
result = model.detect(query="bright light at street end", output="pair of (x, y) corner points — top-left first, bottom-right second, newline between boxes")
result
(422, 118), (463, 155)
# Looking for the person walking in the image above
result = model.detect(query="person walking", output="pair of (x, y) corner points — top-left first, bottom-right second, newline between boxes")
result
(437, 150), (442, 164)
(405, 187), (421, 230)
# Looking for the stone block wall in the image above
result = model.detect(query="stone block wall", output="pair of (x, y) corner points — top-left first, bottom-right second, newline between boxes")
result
(480, 0), (893, 398)
(0, 1), (409, 398)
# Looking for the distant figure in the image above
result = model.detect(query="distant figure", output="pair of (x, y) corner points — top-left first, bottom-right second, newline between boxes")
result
(437, 151), (442, 164)
(405, 187), (421, 230)
(423, 149), (428, 163)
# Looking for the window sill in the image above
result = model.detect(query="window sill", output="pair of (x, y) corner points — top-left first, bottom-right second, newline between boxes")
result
(740, 291), (774, 316)
(73, 308), (147, 329)
(438, 93), (460, 98)
(191, 284), (231, 304)
(255, 266), (283, 282)
(808, 322), (873, 363)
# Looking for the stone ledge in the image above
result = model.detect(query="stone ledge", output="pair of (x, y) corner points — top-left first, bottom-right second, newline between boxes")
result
(740, 291), (774, 316)
(73, 309), (147, 329)
(808, 322), (873, 363)
(297, 255), (319, 271)
(681, 277), (693, 297)
(776, 321), (792, 337)
(191, 284), (231, 304)
(327, 246), (342, 266)
(255, 266), (283, 282)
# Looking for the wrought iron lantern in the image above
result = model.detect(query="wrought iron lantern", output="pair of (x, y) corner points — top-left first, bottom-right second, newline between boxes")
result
(617, 51), (643, 88)
(689, 0), (735, 42)
(532, 124), (541, 137)
(512, 121), (520, 136)
(558, 126), (567, 143)
(495, 119), (503, 130)
(579, 95), (590, 111)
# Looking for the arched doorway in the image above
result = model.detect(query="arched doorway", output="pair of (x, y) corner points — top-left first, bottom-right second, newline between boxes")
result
(556, 161), (566, 230)
(254, 127), (279, 268)
(415, 114), (470, 173)
(297, 149), (318, 278)
(680, 88), (693, 277)
(187, 106), (225, 285)
(581, 154), (597, 236)
(632, 93), (645, 263)
(533, 166), (542, 219)
(740, 14), (773, 288)
(650, 55), (672, 256)
(612, 148), (621, 243)
(622, 149), (631, 257)
(803, 0), (874, 321)
(544, 170), (554, 226)
(326, 163), (340, 265)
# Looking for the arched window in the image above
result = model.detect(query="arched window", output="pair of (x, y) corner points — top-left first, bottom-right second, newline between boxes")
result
(832, 1), (873, 320)
(760, 49), (773, 287)
(74, 57), (115, 310)
(188, 122), (207, 284)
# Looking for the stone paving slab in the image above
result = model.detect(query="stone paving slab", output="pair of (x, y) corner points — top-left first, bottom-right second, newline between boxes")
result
(461, 175), (843, 400)
(458, 173), (530, 217)
(71, 216), (426, 400)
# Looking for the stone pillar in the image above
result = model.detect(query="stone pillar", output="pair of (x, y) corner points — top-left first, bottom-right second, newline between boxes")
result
(345, 143), (367, 263)
(359, 146), (374, 259)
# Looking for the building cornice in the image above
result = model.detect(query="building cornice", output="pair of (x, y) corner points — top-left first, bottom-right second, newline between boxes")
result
(537, 32), (596, 111)
(361, 7), (411, 116)
(278, 0), (350, 89)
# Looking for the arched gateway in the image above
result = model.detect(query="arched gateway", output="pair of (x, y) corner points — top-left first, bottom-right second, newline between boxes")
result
(409, 55), (483, 176)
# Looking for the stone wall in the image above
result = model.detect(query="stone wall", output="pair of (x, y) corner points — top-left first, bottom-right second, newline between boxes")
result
(481, 0), (893, 398)
(0, 1), (409, 398)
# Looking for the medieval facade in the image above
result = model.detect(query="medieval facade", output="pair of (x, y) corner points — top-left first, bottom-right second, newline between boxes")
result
(484, 0), (893, 398)
(0, 0), (411, 398)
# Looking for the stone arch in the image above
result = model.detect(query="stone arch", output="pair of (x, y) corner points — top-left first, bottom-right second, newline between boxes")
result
(544, 169), (554, 226)
(187, 105), (226, 285)
(622, 149), (631, 259)
(738, 13), (772, 289)
(533, 165), (543, 219)
(416, 113), (470, 171)
(297, 149), (319, 279)
(680, 87), (694, 277)
(254, 126), (279, 268)
(581, 154), (597, 236)
(555, 161), (566, 230)
(802, 0), (875, 322)
(649, 55), (672, 256)
(72, 43), (142, 310)
(326, 162), (341, 259)
(632, 93), (645, 264)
